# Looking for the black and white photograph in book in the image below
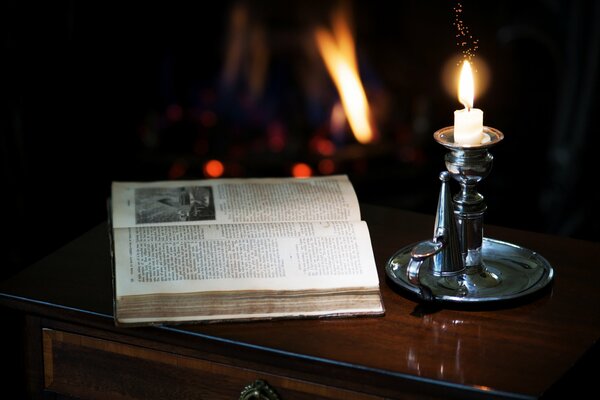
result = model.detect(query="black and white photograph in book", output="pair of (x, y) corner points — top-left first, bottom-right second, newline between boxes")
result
(135, 186), (216, 223)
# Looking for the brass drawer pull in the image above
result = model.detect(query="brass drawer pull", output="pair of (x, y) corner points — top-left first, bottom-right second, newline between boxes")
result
(239, 379), (280, 400)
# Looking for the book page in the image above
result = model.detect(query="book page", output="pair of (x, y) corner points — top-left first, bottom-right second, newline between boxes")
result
(113, 220), (379, 298)
(111, 175), (360, 228)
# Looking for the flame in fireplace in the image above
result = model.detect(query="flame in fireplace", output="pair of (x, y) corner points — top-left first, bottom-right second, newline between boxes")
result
(315, 9), (374, 144)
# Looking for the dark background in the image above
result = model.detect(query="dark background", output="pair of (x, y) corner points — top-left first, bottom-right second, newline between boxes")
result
(2, 0), (598, 278)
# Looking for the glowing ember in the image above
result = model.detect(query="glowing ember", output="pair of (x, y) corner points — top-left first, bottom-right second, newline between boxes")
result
(291, 163), (312, 178)
(310, 136), (336, 156)
(204, 159), (225, 178)
(318, 159), (336, 175)
(315, 9), (375, 144)
(168, 161), (187, 179)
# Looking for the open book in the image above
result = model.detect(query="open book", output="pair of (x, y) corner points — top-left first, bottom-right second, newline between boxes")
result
(110, 175), (384, 326)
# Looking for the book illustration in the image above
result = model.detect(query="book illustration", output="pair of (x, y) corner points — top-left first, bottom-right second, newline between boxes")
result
(135, 186), (216, 224)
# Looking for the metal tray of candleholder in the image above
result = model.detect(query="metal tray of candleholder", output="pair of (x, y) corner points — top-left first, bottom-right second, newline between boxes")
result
(385, 238), (554, 303)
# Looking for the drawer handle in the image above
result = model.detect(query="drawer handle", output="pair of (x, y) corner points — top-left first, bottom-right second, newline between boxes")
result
(239, 379), (281, 400)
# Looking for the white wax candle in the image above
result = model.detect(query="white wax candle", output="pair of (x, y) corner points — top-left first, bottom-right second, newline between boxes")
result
(454, 108), (483, 145)
(453, 60), (484, 145)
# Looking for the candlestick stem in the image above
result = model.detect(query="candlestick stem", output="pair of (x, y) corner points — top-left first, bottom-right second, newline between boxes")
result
(445, 146), (489, 268)
(436, 127), (503, 289)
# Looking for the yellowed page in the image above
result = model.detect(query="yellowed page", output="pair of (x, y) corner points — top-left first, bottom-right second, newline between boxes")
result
(113, 220), (379, 298)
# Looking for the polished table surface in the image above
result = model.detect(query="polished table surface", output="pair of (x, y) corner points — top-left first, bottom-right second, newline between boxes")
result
(1, 204), (599, 399)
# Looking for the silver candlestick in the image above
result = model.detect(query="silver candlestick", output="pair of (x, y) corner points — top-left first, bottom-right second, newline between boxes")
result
(386, 126), (554, 303)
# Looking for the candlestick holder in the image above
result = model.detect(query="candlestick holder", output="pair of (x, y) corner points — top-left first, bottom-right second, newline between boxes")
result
(385, 126), (554, 303)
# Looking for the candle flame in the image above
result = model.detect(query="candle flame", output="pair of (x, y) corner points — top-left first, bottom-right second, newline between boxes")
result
(458, 59), (475, 110)
(315, 10), (374, 144)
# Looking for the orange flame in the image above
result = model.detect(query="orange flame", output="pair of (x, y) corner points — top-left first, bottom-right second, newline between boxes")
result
(315, 10), (375, 144)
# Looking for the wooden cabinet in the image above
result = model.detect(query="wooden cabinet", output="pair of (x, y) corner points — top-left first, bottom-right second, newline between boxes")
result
(24, 315), (393, 400)
(2, 205), (599, 399)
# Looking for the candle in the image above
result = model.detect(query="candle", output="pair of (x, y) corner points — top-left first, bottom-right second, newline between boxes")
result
(454, 60), (484, 145)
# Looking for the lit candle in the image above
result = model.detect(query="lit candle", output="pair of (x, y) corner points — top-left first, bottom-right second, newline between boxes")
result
(453, 60), (484, 145)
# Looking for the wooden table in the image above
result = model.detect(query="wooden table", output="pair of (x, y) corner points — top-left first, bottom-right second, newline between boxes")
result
(1, 205), (598, 399)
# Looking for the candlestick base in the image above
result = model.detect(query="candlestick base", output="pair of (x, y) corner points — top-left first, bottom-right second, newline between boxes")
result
(385, 238), (554, 303)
